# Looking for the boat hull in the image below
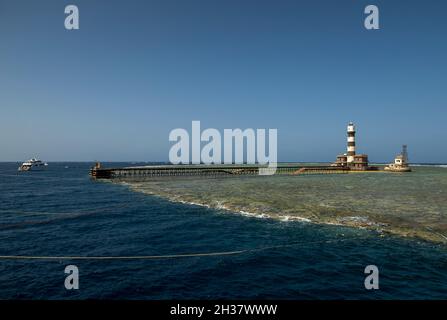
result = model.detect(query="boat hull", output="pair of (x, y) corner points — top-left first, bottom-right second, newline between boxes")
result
(384, 166), (412, 172)
(18, 164), (48, 171)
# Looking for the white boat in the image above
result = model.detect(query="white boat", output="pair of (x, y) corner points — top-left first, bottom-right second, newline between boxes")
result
(18, 158), (48, 171)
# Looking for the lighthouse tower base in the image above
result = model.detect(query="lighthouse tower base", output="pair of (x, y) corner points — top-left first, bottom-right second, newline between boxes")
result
(333, 154), (370, 170)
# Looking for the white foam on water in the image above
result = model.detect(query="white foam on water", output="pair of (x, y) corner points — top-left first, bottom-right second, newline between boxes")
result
(238, 210), (270, 219)
(213, 201), (227, 210)
(279, 215), (312, 223)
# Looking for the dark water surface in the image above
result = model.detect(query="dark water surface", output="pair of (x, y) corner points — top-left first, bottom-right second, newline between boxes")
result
(0, 162), (446, 299)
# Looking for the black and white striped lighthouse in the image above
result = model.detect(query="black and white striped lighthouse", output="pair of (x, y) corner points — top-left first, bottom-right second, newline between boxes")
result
(347, 122), (356, 164)
(334, 122), (369, 170)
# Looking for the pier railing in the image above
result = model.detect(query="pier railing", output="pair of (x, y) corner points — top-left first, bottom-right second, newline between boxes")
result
(90, 164), (351, 179)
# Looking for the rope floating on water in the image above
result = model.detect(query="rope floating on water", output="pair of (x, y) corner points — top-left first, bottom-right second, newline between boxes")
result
(0, 251), (246, 260)
(0, 239), (354, 261)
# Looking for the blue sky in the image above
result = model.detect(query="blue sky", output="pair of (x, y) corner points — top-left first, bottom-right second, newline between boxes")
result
(0, 0), (446, 162)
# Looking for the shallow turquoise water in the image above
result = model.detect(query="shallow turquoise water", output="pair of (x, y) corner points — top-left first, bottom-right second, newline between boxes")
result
(126, 165), (447, 242)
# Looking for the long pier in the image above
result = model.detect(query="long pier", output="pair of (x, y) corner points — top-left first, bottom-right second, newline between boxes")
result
(89, 163), (360, 179)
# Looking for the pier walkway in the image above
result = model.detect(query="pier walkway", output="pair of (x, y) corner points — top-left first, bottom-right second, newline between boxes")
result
(90, 164), (353, 179)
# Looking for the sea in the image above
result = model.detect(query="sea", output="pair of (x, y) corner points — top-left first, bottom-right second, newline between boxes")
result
(0, 162), (446, 299)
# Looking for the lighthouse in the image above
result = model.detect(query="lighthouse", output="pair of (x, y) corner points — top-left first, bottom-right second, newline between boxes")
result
(347, 122), (356, 164)
(333, 122), (370, 170)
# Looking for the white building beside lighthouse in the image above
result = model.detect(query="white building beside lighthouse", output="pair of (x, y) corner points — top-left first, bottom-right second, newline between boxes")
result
(384, 145), (412, 172)
(333, 122), (369, 170)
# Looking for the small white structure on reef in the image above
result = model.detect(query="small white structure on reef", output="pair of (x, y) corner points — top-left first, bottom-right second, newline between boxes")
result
(384, 145), (411, 172)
